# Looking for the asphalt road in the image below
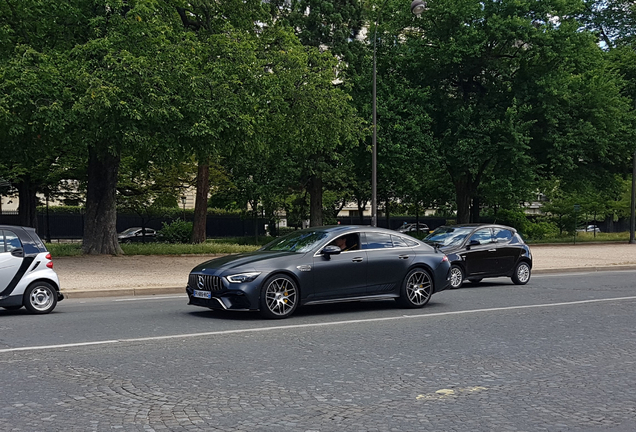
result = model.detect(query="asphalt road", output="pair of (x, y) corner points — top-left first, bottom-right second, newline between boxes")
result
(1, 270), (636, 431)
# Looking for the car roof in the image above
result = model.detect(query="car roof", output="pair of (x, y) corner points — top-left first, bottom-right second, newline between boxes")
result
(292, 225), (410, 236)
(435, 223), (517, 233)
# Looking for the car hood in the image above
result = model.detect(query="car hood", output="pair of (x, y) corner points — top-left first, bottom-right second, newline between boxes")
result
(191, 250), (302, 272)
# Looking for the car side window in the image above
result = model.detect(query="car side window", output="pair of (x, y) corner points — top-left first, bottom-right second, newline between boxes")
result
(391, 235), (410, 248)
(4, 230), (22, 252)
(468, 228), (493, 245)
(364, 232), (393, 249)
(328, 233), (360, 251)
(493, 228), (513, 243)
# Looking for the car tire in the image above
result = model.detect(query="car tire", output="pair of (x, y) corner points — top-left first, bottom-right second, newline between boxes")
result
(468, 278), (483, 285)
(259, 274), (299, 319)
(396, 268), (433, 308)
(2, 305), (22, 311)
(23, 281), (58, 314)
(449, 265), (464, 289)
(511, 261), (531, 285)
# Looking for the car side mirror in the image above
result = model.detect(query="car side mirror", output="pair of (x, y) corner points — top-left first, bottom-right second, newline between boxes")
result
(321, 245), (342, 259)
(467, 240), (480, 249)
(10, 248), (24, 258)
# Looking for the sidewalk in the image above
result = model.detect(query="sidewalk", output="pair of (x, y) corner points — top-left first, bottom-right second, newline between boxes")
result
(53, 243), (636, 298)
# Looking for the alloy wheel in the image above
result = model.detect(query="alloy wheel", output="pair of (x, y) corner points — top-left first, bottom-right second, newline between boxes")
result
(516, 263), (530, 283)
(264, 277), (297, 317)
(405, 270), (432, 306)
(449, 266), (464, 289)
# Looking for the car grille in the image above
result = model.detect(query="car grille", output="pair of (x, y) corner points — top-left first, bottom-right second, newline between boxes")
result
(189, 274), (224, 291)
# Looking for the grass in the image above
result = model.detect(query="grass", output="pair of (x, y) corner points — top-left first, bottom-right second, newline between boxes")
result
(46, 239), (262, 257)
(526, 231), (632, 244)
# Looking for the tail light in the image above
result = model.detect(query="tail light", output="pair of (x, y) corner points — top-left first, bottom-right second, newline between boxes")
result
(46, 253), (53, 268)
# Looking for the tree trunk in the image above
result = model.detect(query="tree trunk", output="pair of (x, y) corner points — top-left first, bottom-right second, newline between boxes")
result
(191, 161), (210, 244)
(308, 176), (323, 227)
(357, 199), (366, 225)
(454, 177), (473, 224)
(17, 177), (38, 229)
(385, 198), (390, 229)
(83, 145), (122, 255)
(470, 195), (480, 223)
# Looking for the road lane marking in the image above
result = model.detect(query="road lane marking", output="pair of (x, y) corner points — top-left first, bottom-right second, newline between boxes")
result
(2, 295), (636, 354)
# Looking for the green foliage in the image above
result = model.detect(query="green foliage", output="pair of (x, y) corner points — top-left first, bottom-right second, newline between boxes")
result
(523, 221), (559, 241)
(157, 219), (193, 244)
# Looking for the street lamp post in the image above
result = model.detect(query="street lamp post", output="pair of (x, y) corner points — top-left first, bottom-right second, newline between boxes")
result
(371, 0), (427, 227)
(630, 148), (635, 244)
(181, 196), (187, 220)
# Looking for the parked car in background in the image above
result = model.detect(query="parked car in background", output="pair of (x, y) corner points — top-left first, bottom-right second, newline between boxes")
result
(117, 227), (157, 243)
(577, 225), (601, 233)
(187, 225), (451, 319)
(423, 224), (532, 289)
(0, 225), (63, 314)
(396, 223), (430, 234)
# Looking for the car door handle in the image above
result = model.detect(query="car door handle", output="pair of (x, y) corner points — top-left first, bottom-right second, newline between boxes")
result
(488, 249), (496, 252)
(352, 257), (364, 263)
(398, 255), (409, 259)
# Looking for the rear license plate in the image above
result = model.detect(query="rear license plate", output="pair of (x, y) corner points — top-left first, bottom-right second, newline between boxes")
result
(193, 290), (212, 299)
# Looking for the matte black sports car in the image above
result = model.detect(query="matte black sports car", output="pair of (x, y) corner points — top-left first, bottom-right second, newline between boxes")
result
(423, 224), (532, 289)
(186, 225), (451, 319)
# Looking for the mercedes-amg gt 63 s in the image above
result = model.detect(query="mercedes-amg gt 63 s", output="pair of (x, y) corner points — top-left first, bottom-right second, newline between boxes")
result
(187, 225), (451, 319)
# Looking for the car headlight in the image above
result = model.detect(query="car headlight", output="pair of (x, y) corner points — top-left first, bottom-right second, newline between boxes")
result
(225, 272), (261, 283)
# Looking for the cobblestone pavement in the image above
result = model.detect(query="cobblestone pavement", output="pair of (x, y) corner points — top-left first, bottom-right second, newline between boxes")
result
(2, 273), (636, 431)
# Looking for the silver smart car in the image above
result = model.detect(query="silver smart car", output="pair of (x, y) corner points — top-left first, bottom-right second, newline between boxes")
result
(0, 225), (63, 314)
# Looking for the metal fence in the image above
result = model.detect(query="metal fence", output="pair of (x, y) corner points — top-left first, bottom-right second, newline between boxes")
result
(0, 212), (265, 240)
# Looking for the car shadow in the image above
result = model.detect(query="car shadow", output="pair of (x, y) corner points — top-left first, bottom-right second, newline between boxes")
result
(457, 280), (516, 289)
(187, 298), (447, 321)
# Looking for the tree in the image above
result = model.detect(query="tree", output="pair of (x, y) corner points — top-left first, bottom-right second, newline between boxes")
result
(384, 0), (635, 223)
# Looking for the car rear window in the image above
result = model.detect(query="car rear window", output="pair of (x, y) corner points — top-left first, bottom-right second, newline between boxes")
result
(28, 231), (48, 252)
(364, 232), (393, 249)
(493, 228), (513, 242)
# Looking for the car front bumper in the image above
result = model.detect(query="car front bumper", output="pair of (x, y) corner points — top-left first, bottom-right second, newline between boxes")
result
(186, 284), (257, 311)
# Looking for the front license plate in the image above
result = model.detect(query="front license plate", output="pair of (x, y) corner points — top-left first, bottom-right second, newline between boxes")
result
(193, 290), (212, 299)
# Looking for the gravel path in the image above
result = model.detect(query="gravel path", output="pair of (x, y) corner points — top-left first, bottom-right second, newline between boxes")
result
(52, 244), (636, 292)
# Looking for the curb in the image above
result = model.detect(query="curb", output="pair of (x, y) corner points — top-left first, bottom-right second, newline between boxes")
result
(59, 266), (636, 299)
(533, 265), (636, 275)
(62, 286), (184, 299)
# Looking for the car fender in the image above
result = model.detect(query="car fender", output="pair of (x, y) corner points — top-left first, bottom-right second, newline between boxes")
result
(11, 269), (60, 297)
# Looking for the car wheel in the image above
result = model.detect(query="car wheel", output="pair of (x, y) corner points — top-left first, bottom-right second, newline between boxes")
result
(2, 305), (22, 311)
(449, 265), (464, 289)
(23, 281), (58, 314)
(396, 268), (433, 308)
(468, 278), (483, 285)
(259, 274), (298, 319)
(511, 261), (531, 285)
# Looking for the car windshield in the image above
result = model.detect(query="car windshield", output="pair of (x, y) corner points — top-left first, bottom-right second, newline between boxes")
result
(260, 230), (330, 253)
(120, 228), (139, 235)
(423, 227), (474, 247)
